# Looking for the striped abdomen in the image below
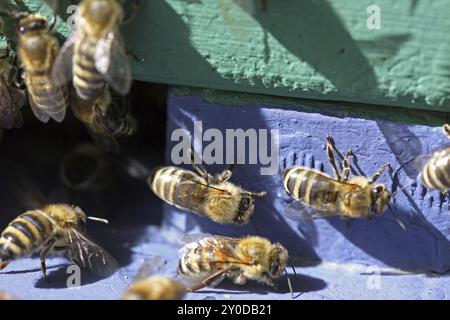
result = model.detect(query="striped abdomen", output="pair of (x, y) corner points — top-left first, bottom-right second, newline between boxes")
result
(73, 35), (105, 100)
(26, 71), (68, 121)
(148, 167), (207, 214)
(178, 238), (218, 279)
(282, 167), (340, 211)
(421, 147), (450, 191)
(0, 210), (55, 262)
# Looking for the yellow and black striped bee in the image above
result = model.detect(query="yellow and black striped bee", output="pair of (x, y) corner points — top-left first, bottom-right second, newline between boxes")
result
(70, 86), (136, 153)
(419, 124), (450, 192)
(52, 0), (134, 100)
(0, 42), (25, 129)
(122, 256), (186, 300)
(2, 10), (69, 122)
(282, 136), (405, 229)
(0, 202), (118, 281)
(148, 157), (266, 226)
(178, 234), (288, 292)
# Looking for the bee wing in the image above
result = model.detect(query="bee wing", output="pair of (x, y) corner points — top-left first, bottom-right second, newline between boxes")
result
(68, 228), (119, 276)
(27, 94), (50, 123)
(52, 32), (78, 86)
(180, 233), (212, 245)
(284, 200), (343, 220)
(179, 234), (246, 265)
(0, 77), (23, 129)
(134, 256), (166, 281)
(94, 32), (132, 95)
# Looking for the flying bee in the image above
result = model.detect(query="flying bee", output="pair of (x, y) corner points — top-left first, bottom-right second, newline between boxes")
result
(178, 234), (289, 292)
(0, 10), (69, 123)
(70, 86), (137, 153)
(418, 124), (450, 192)
(0, 170), (118, 280)
(52, 0), (136, 100)
(122, 256), (186, 300)
(148, 153), (266, 226)
(282, 136), (405, 229)
(0, 41), (26, 129)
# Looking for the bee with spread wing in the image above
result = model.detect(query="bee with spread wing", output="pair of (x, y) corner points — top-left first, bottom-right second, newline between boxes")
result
(52, 0), (137, 100)
(0, 169), (118, 281)
(178, 234), (288, 292)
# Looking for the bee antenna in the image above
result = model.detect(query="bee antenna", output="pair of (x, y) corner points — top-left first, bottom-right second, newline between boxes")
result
(251, 191), (267, 197)
(87, 216), (109, 224)
(0, 10), (29, 19)
(284, 267), (302, 299)
(387, 203), (406, 230)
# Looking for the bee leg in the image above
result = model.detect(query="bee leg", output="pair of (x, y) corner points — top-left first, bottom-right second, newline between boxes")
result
(189, 148), (211, 184)
(186, 270), (226, 292)
(258, 0), (267, 12)
(40, 239), (56, 282)
(326, 136), (342, 181)
(443, 124), (450, 138)
(122, 0), (142, 24)
(0, 261), (9, 270)
(369, 163), (391, 184)
(341, 149), (353, 182)
(216, 164), (236, 183)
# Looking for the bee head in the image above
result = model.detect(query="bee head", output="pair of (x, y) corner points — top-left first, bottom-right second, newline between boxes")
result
(268, 243), (288, 278)
(371, 184), (391, 215)
(83, 0), (122, 27)
(72, 206), (88, 230)
(17, 15), (48, 34)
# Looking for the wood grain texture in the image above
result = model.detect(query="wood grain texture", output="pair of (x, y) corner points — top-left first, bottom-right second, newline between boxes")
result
(2, 0), (450, 112)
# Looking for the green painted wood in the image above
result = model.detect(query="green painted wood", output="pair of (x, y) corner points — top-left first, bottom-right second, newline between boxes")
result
(2, 1), (450, 112)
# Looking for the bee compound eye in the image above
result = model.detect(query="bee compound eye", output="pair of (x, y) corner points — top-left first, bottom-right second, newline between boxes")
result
(270, 263), (280, 276)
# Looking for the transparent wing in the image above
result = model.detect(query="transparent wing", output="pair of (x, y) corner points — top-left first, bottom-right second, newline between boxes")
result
(283, 201), (319, 246)
(27, 95), (50, 123)
(52, 32), (78, 86)
(179, 234), (245, 265)
(180, 233), (212, 245)
(0, 77), (23, 129)
(68, 228), (119, 276)
(283, 200), (343, 220)
(94, 32), (132, 95)
(134, 256), (166, 281)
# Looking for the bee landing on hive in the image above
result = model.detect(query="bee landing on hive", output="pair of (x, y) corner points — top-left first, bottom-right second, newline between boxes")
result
(282, 136), (406, 229)
(148, 149), (266, 226)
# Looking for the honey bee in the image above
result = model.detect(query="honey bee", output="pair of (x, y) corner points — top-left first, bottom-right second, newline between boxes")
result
(148, 155), (266, 226)
(282, 136), (405, 229)
(0, 42), (25, 129)
(419, 124), (450, 192)
(2, 10), (69, 123)
(122, 256), (186, 300)
(52, 0), (134, 100)
(178, 234), (288, 292)
(0, 182), (118, 280)
(70, 86), (136, 153)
